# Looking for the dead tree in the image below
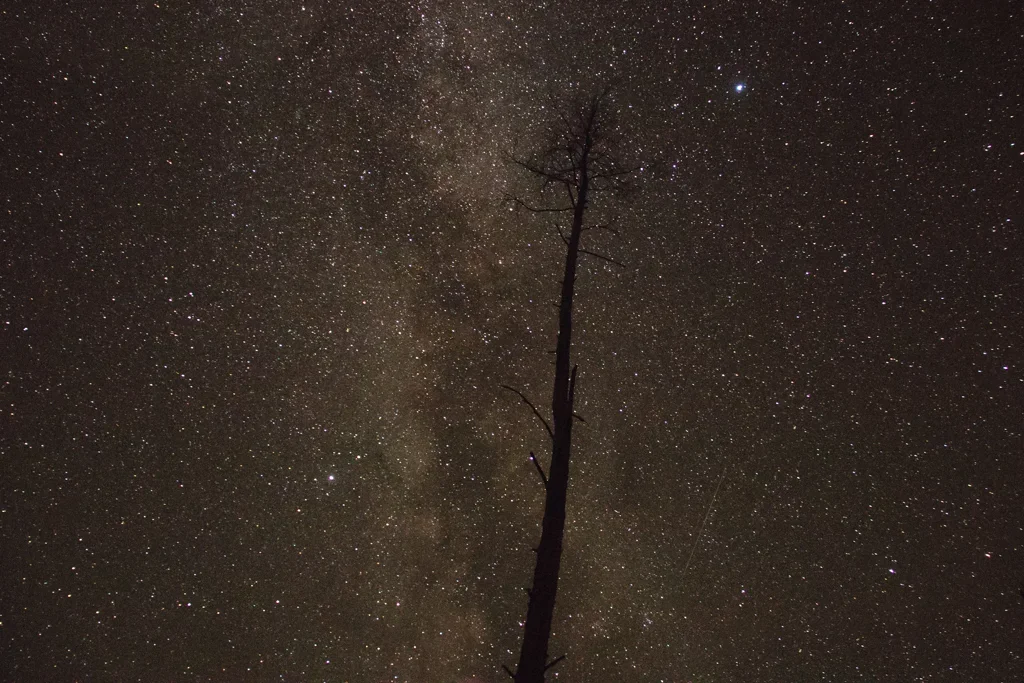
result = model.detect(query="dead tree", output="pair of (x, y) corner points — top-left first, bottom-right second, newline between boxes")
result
(501, 90), (639, 683)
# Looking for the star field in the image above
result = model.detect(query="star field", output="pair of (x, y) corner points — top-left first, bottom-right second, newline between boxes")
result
(2, 1), (1022, 680)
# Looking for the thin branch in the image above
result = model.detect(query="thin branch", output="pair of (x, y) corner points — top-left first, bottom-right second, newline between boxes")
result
(529, 451), (548, 488)
(501, 385), (554, 441)
(558, 110), (574, 135)
(587, 182), (632, 194)
(579, 247), (626, 268)
(549, 222), (570, 246)
(582, 224), (621, 237)
(502, 664), (516, 679)
(567, 365), (578, 408)
(508, 156), (570, 184)
(544, 655), (569, 671)
(564, 147), (577, 182)
(592, 164), (643, 180)
(545, 162), (584, 177)
(573, 413), (587, 424)
(503, 194), (573, 213)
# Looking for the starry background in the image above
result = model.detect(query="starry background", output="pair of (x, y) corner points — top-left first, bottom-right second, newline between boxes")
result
(2, 1), (1022, 681)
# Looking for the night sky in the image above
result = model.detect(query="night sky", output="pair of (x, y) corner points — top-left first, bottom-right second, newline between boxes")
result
(2, 1), (1022, 681)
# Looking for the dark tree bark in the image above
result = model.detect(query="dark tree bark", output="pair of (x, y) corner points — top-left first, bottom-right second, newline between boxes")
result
(502, 91), (639, 683)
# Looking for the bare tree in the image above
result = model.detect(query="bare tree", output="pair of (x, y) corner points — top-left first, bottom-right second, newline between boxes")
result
(501, 90), (639, 683)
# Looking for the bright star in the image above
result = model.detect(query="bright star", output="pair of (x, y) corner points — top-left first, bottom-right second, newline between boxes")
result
(735, 84), (745, 92)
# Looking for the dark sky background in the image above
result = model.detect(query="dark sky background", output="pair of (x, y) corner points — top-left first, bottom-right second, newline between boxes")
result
(2, 1), (1022, 681)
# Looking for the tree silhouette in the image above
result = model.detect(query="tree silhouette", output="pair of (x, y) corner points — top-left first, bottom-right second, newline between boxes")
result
(502, 90), (639, 682)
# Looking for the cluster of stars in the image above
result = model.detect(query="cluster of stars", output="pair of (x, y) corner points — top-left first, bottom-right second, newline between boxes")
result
(2, 0), (1021, 681)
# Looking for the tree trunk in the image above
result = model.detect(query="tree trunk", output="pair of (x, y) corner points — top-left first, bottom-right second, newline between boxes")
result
(514, 146), (590, 683)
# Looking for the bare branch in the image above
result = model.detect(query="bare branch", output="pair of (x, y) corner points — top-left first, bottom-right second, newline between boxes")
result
(503, 194), (573, 213)
(502, 664), (516, 679)
(582, 223), (621, 237)
(549, 222), (570, 246)
(529, 451), (548, 488)
(592, 164), (643, 180)
(558, 109), (574, 136)
(567, 364), (578, 408)
(544, 655), (569, 671)
(507, 156), (571, 185)
(573, 413), (587, 424)
(579, 247), (627, 268)
(501, 385), (554, 441)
